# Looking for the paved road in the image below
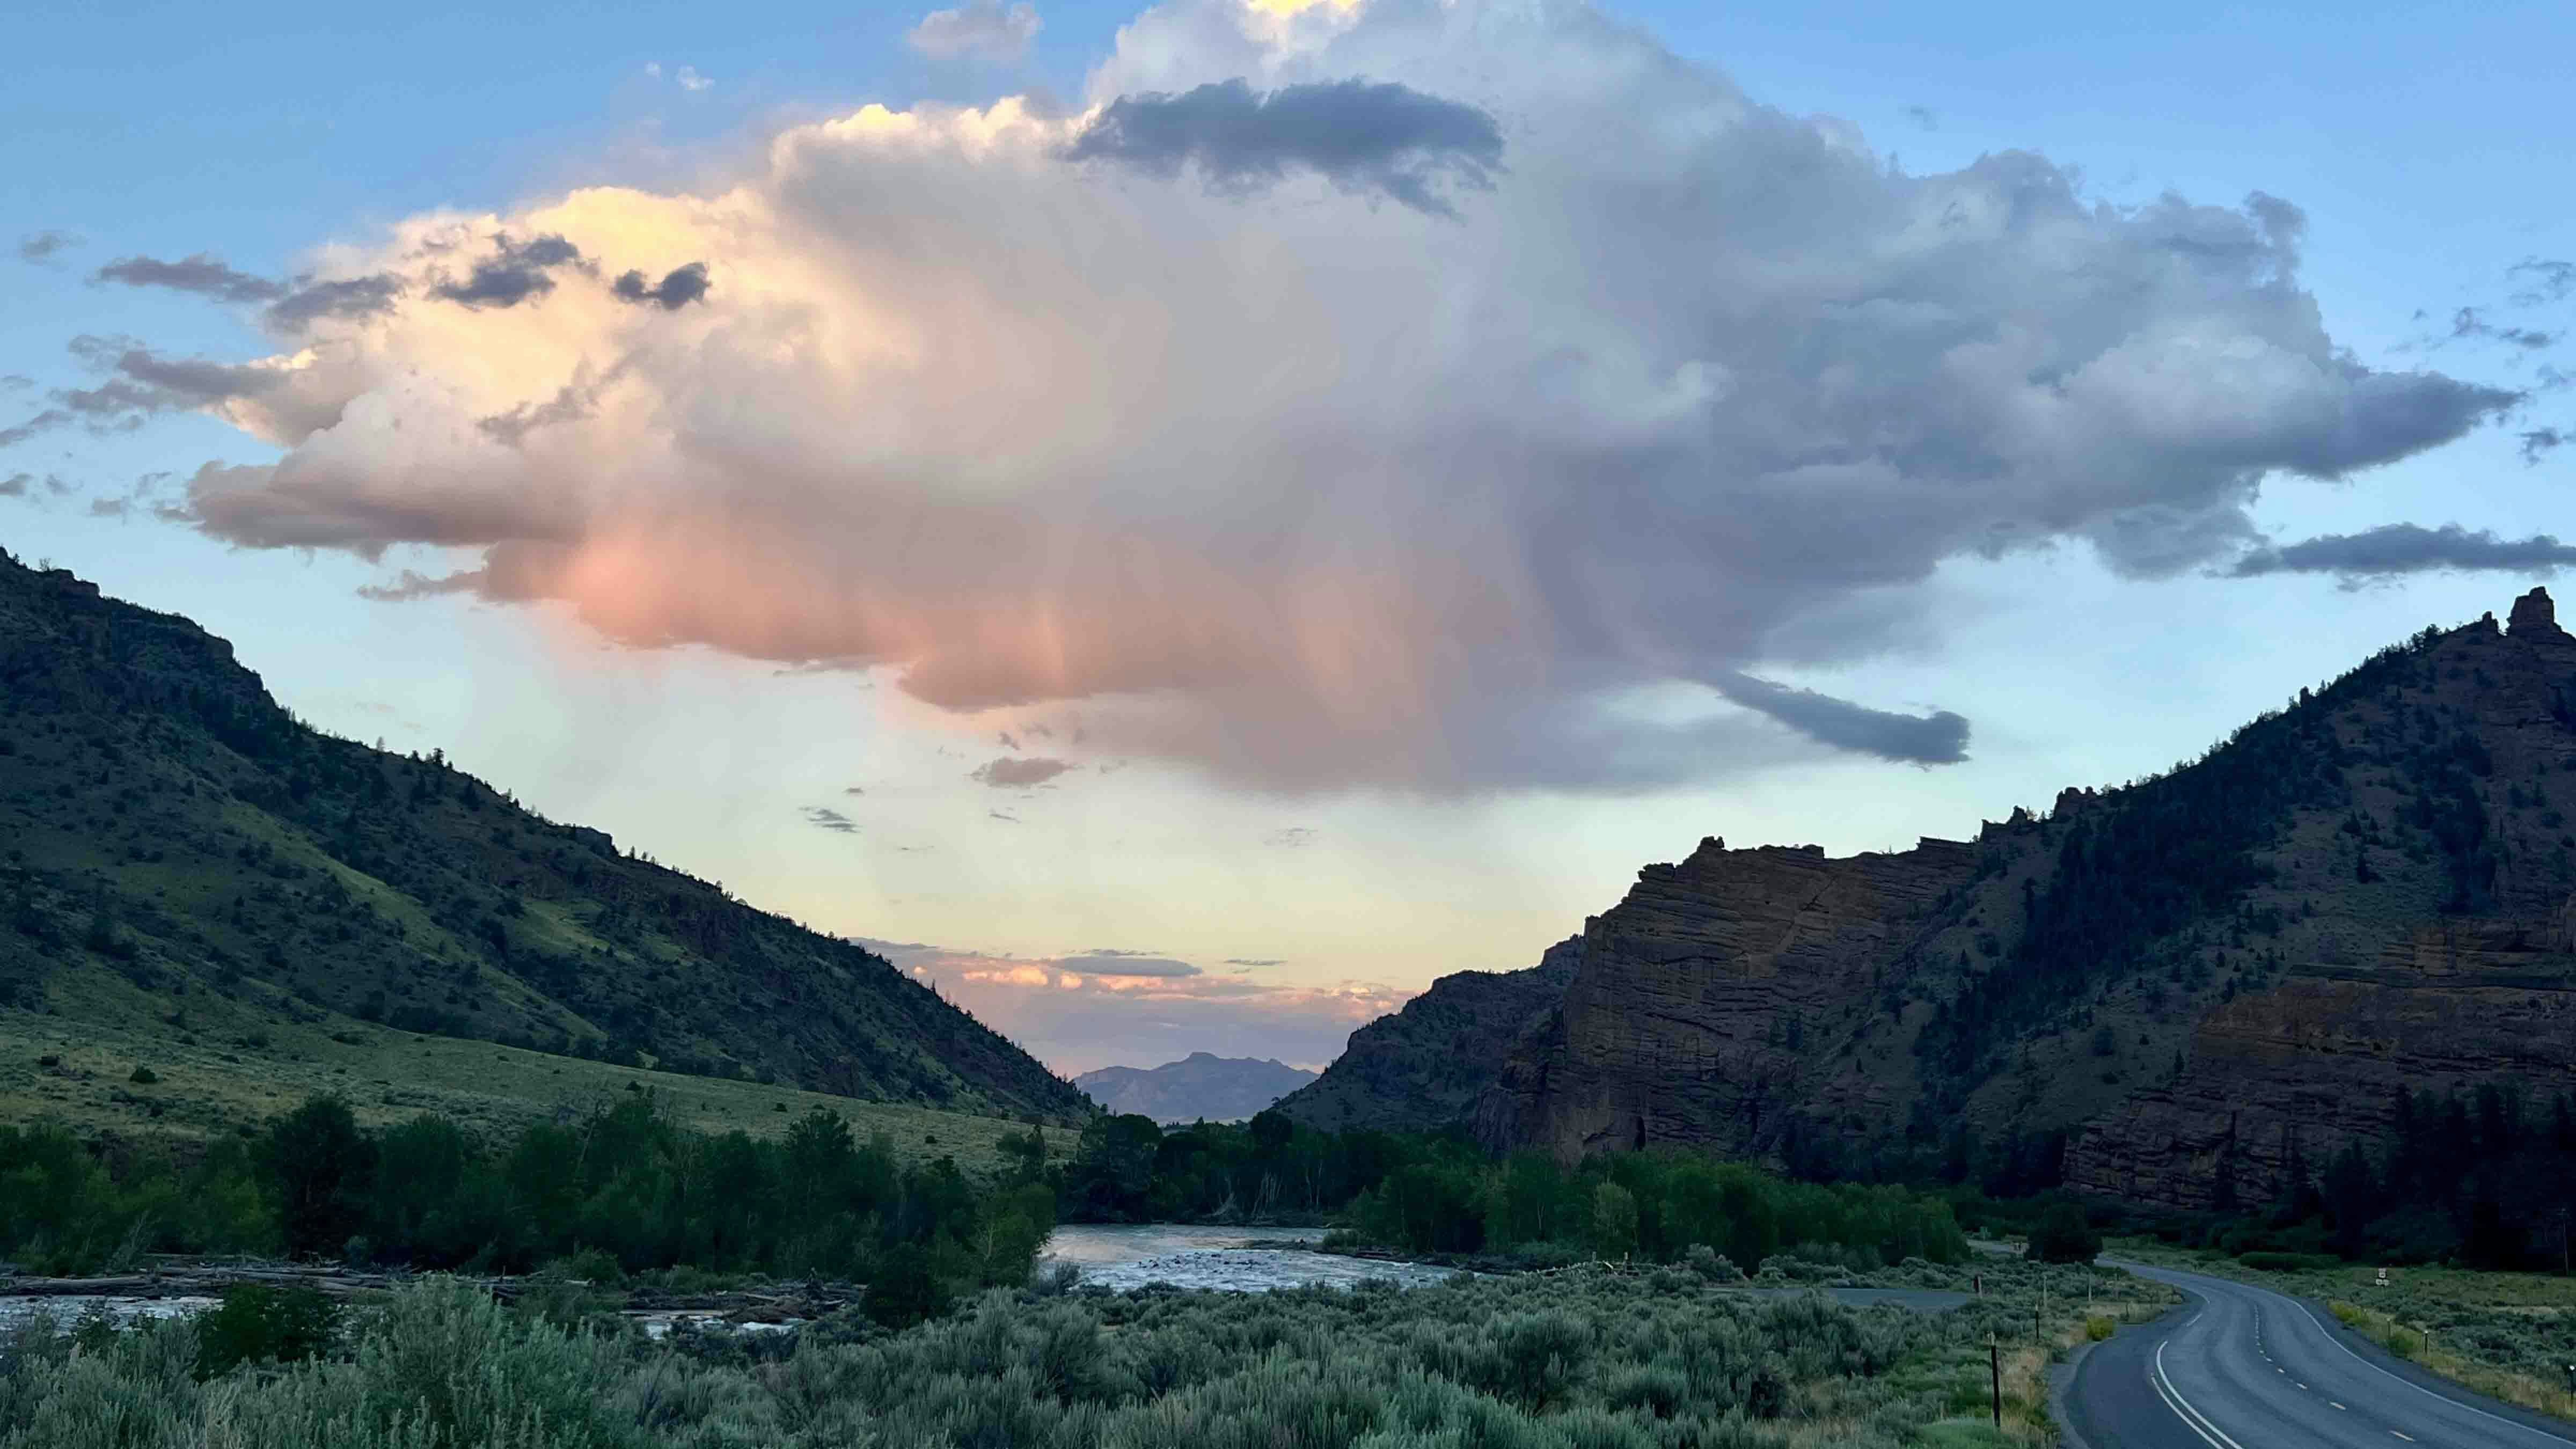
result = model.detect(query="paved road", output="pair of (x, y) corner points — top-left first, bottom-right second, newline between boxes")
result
(2066, 1260), (2576, 1449)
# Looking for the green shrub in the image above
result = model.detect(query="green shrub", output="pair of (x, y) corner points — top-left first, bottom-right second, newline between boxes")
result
(2084, 1315), (2114, 1342)
(128, 1067), (159, 1085)
(2235, 1251), (2337, 1273)
(195, 1282), (341, 1379)
(2028, 1203), (2102, 1264)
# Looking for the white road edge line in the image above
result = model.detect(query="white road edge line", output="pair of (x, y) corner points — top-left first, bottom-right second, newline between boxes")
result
(2290, 1298), (2576, 1447)
(2153, 1340), (2252, 1449)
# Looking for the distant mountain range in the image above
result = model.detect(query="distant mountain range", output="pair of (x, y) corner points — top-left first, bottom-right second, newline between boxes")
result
(1075, 1052), (1319, 1123)
(1280, 587), (2576, 1214)
(0, 549), (1088, 1125)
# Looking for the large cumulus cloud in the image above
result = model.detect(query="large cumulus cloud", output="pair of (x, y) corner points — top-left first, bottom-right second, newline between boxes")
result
(89, 0), (2517, 791)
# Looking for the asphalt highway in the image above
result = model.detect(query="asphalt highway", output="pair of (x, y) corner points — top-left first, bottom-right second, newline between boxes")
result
(2064, 1260), (2576, 1449)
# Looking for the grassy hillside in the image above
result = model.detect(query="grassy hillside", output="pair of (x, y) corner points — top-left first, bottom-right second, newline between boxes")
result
(0, 547), (1088, 1131)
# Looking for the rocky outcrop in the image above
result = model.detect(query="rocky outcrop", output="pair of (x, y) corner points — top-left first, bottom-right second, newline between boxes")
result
(1274, 936), (1584, 1132)
(1309, 586), (2576, 1212)
(1476, 837), (1977, 1158)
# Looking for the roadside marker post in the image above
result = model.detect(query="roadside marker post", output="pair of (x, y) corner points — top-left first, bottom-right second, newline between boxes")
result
(1990, 1334), (2003, 1429)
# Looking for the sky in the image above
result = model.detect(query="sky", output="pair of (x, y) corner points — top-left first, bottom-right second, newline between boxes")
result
(4, 0), (2570, 1077)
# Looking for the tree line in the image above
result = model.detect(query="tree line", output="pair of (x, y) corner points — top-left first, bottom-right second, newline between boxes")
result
(1, 1091), (1052, 1324)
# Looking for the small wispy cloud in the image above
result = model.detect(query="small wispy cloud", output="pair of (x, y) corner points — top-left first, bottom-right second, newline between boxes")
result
(907, 0), (1040, 62)
(800, 804), (860, 833)
(1265, 826), (1315, 848)
(18, 231), (81, 265)
(971, 756), (1074, 788)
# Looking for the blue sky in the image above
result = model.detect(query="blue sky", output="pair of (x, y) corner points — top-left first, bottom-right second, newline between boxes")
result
(6, 0), (2570, 1074)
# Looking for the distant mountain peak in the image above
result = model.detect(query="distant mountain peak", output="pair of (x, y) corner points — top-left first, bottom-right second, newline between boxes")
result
(1073, 1053), (1318, 1124)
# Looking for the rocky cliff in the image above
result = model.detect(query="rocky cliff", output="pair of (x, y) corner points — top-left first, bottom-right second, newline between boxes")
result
(1275, 935), (1584, 1132)
(1310, 587), (2576, 1211)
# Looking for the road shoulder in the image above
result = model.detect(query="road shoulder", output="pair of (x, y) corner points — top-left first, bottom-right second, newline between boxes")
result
(2272, 1285), (2576, 1446)
(2052, 1291), (2197, 1449)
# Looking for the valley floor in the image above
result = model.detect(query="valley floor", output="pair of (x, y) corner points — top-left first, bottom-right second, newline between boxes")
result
(0, 1253), (2169, 1449)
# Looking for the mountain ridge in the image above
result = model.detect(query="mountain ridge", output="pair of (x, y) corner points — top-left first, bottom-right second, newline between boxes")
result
(1074, 1052), (1318, 1123)
(0, 547), (1089, 1126)
(1287, 587), (2576, 1213)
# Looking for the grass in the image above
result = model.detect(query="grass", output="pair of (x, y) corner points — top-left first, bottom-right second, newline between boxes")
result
(0, 978), (1054, 1175)
(2113, 1240), (2576, 1421)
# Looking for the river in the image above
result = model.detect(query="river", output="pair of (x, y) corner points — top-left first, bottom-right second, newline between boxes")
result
(1041, 1223), (1466, 1292)
(0, 1227), (1461, 1338)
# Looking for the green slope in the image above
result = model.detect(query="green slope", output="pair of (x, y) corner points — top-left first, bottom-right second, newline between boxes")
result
(0, 547), (1088, 1130)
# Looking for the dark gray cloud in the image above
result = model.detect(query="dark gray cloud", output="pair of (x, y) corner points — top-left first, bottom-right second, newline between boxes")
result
(987, 808), (1021, 823)
(611, 261), (712, 310)
(430, 234), (586, 309)
(353, 568), (489, 602)
(0, 339), (284, 448)
(1064, 77), (1504, 217)
(970, 755), (1075, 788)
(2509, 259), (2574, 308)
(479, 381), (596, 445)
(18, 231), (80, 265)
(2451, 307), (2557, 351)
(800, 804), (859, 833)
(1709, 672), (1970, 766)
(842, 785), (866, 796)
(58, 341), (281, 423)
(2264, 367), (2521, 480)
(0, 410), (70, 448)
(908, 0), (1040, 61)
(92, 253), (286, 303)
(0, 473), (28, 497)
(267, 274), (405, 330)
(1902, 105), (1937, 131)
(1223, 957), (1284, 968)
(1048, 949), (1200, 978)
(2524, 427), (2566, 465)
(2229, 523), (2576, 580)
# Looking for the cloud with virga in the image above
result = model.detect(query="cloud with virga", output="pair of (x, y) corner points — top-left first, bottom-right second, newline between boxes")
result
(104, 0), (2521, 792)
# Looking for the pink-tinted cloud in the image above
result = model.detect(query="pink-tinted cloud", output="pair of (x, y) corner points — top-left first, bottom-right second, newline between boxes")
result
(857, 936), (1409, 1075)
(101, 0), (2514, 791)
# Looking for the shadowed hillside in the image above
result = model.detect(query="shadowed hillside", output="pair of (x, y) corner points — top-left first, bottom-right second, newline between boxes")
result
(0, 548), (1088, 1127)
(1293, 588), (2576, 1226)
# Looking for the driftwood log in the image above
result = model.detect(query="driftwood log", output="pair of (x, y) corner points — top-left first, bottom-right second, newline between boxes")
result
(0, 1260), (864, 1321)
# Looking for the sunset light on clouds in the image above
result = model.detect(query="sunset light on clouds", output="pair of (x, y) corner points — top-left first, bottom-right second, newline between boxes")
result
(8, 0), (2569, 1074)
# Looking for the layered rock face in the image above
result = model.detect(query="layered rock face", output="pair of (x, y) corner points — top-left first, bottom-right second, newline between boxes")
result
(1306, 587), (2576, 1211)
(1476, 837), (1975, 1158)
(1274, 936), (1584, 1132)
(2065, 590), (2576, 1206)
